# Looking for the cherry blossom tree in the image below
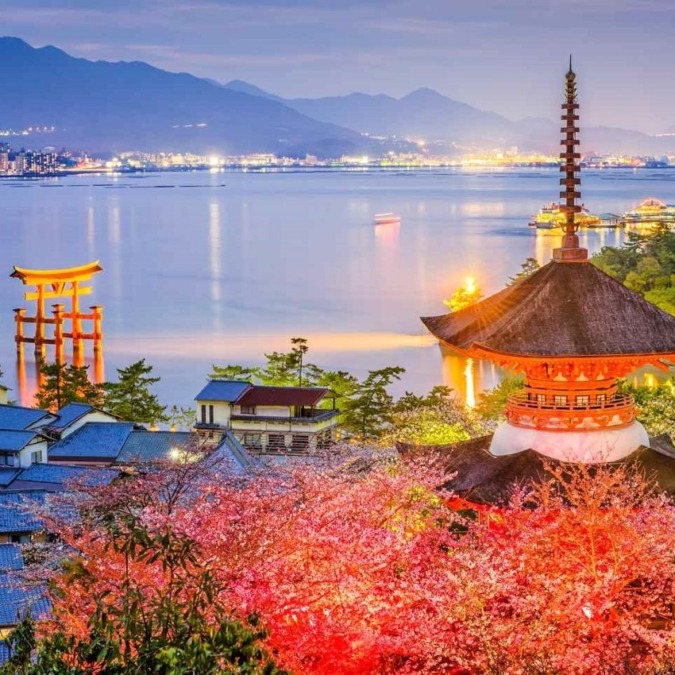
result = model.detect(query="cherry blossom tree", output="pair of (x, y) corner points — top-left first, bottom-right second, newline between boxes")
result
(17, 451), (675, 674)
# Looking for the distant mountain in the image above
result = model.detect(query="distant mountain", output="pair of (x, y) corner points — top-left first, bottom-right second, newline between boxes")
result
(0, 37), (368, 156)
(224, 82), (514, 143)
(223, 79), (285, 104)
(224, 80), (675, 156)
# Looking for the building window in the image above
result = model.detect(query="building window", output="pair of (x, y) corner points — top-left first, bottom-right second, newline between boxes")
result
(200, 405), (207, 424)
(241, 405), (256, 415)
(209, 405), (214, 425)
(536, 394), (546, 404)
(243, 433), (262, 449)
(291, 434), (310, 452)
(596, 394), (607, 405)
(575, 395), (590, 407)
(553, 395), (568, 407)
(0, 454), (15, 467)
(267, 433), (286, 452)
(30, 450), (43, 464)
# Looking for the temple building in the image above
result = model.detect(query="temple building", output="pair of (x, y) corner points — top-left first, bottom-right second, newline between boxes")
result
(420, 62), (675, 496)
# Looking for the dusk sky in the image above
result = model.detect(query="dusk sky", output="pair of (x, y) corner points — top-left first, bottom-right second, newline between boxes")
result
(2, 0), (674, 133)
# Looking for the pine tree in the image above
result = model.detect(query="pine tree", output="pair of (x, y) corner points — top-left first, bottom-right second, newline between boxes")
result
(103, 359), (167, 425)
(35, 362), (104, 411)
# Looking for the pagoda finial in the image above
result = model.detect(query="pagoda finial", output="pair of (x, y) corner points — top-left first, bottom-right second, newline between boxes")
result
(553, 59), (588, 263)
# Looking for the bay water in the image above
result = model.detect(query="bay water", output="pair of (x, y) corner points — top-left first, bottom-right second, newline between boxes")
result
(1, 167), (673, 408)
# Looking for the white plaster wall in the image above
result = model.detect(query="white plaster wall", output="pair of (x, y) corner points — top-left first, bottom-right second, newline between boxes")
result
(490, 420), (650, 464)
(61, 410), (118, 439)
(19, 439), (48, 467)
(195, 400), (231, 426)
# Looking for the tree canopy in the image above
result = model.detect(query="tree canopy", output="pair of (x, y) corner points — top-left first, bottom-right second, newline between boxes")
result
(34, 362), (105, 411)
(592, 225), (675, 314)
(103, 359), (167, 425)
(10, 455), (675, 674)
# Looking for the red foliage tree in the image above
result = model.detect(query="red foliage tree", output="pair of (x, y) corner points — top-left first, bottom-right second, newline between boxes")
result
(34, 453), (675, 674)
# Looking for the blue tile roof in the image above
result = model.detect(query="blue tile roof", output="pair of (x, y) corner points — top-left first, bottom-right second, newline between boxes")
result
(0, 545), (22, 572)
(0, 430), (40, 452)
(0, 492), (45, 535)
(117, 431), (199, 464)
(48, 423), (134, 460)
(10, 464), (118, 488)
(0, 574), (50, 627)
(0, 641), (9, 665)
(0, 468), (21, 487)
(50, 403), (94, 429)
(0, 405), (52, 431)
(194, 380), (250, 402)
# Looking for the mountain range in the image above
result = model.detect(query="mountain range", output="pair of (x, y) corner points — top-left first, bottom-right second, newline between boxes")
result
(2, 36), (675, 157)
(0, 37), (366, 156)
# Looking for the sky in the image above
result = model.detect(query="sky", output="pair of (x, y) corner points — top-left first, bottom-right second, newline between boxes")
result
(1, 0), (674, 133)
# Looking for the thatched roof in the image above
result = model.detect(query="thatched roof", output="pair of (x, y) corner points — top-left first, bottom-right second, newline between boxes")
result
(398, 435), (675, 505)
(422, 261), (675, 357)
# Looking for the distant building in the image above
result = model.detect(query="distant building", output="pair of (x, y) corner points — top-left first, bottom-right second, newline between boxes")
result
(194, 380), (339, 454)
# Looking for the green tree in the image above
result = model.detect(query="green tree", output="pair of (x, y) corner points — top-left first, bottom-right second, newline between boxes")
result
(168, 405), (196, 431)
(507, 257), (540, 285)
(259, 337), (320, 387)
(2, 520), (284, 675)
(340, 366), (405, 441)
(0, 615), (36, 674)
(35, 362), (104, 411)
(209, 364), (261, 382)
(384, 386), (483, 446)
(474, 375), (525, 424)
(103, 359), (167, 425)
(620, 378), (675, 437)
(443, 277), (483, 312)
(591, 225), (675, 314)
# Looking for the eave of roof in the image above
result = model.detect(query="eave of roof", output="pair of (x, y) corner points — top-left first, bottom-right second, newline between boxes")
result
(422, 260), (675, 358)
(235, 386), (329, 407)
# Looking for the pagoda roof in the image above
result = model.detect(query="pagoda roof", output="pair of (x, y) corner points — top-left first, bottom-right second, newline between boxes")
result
(399, 434), (675, 505)
(422, 260), (675, 358)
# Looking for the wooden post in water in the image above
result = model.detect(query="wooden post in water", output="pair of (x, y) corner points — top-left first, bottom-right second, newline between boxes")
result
(52, 304), (64, 363)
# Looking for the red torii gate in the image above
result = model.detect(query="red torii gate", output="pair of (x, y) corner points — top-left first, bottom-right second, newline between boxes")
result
(11, 261), (103, 361)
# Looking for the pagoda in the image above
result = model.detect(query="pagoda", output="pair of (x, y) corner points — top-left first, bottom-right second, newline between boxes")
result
(421, 61), (675, 466)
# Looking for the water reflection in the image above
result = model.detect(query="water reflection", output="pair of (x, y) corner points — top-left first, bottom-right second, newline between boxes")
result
(16, 351), (105, 407)
(209, 201), (222, 305)
(441, 348), (503, 404)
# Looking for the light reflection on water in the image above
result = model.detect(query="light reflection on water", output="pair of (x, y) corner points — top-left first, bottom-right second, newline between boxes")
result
(2, 168), (675, 408)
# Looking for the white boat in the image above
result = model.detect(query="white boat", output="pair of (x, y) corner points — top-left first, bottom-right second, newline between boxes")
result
(621, 198), (675, 226)
(374, 213), (401, 225)
(528, 203), (602, 229)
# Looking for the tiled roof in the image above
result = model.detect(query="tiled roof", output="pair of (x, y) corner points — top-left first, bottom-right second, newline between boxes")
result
(0, 641), (9, 664)
(422, 260), (675, 357)
(194, 380), (251, 402)
(0, 468), (21, 487)
(0, 430), (40, 452)
(0, 574), (50, 627)
(9, 464), (118, 489)
(0, 492), (46, 534)
(236, 386), (329, 407)
(117, 431), (200, 464)
(0, 405), (52, 431)
(49, 403), (94, 429)
(214, 432), (257, 474)
(48, 423), (134, 460)
(0, 545), (22, 572)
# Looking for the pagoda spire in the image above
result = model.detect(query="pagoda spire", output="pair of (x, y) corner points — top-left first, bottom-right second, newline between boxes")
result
(553, 57), (588, 262)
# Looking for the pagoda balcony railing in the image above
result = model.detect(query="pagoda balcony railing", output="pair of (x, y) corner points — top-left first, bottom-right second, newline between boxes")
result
(506, 392), (635, 431)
